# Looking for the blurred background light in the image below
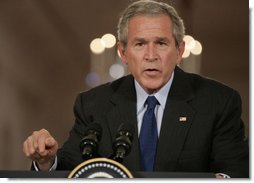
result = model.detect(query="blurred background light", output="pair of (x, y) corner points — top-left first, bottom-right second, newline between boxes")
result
(191, 40), (202, 55)
(90, 38), (105, 54)
(184, 35), (196, 50)
(85, 72), (101, 87)
(109, 63), (125, 79)
(101, 33), (116, 48)
(182, 35), (202, 58)
(182, 48), (191, 58)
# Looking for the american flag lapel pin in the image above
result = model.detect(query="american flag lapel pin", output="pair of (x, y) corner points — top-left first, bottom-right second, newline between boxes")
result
(179, 116), (187, 122)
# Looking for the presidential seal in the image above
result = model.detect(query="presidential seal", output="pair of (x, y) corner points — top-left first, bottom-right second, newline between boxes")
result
(68, 157), (133, 178)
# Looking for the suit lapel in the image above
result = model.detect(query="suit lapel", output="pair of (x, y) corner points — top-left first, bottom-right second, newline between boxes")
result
(106, 75), (141, 171)
(155, 67), (196, 171)
(105, 67), (196, 171)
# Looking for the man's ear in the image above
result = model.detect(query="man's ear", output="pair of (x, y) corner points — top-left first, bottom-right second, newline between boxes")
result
(176, 41), (185, 64)
(117, 41), (128, 64)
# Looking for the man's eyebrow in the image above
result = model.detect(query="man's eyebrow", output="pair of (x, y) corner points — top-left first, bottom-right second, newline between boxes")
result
(131, 37), (171, 44)
(132, 37), (146, 42)
(155, 37), (171, 42)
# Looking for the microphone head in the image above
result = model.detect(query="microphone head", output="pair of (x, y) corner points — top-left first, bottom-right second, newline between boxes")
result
(80, 122), (103, 160)
(84, 122), (103, 141)
(116, 123), (135, 141)
(112, 123), (135, 162)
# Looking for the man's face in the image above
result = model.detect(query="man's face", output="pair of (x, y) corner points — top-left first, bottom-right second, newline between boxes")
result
(118, 15), (185, 94)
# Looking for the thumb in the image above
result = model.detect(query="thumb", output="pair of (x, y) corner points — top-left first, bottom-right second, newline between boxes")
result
(45, 137), (58, 157)
(45, 137), (57, 149)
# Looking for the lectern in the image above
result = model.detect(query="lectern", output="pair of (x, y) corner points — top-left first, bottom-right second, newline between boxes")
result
(0, 158), (215, 178)
(0, 171), (215, 178)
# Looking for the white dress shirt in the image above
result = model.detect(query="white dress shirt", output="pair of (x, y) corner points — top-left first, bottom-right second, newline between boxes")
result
(135, 72), (174, 136)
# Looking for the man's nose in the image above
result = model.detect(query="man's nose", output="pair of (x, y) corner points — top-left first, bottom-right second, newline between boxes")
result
(144, 44), (158, 62)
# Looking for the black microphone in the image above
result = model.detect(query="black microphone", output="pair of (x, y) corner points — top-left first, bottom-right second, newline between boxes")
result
(80, 123), (102, 160)
(112, 123), (135, 163)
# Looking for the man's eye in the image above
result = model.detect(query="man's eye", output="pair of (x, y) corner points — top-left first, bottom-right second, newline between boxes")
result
(157, 41), (166, 46)
(135, 42), (144, 47)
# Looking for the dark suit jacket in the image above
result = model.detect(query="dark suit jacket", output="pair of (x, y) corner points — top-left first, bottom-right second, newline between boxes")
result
(57, 66), (249, 177)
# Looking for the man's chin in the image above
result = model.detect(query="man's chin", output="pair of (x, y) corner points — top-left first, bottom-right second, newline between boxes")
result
(142, 83), (163, 94)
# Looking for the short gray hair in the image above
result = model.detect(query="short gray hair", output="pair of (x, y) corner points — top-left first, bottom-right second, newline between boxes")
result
(117, 0), (185, 48)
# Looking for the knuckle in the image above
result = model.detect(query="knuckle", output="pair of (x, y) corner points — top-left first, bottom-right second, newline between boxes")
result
(29, 146), (35, 154)
(41, 129), (50, 136)
(27, 136), (35, 143)
(41, 128), (48, 133)
(32, 130), (39, 136)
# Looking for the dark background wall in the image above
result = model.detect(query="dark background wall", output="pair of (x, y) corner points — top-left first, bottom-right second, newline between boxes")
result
(0, 0), (248, 169)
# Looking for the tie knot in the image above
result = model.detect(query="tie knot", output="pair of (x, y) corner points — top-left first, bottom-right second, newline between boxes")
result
(145, 96), (159, 109)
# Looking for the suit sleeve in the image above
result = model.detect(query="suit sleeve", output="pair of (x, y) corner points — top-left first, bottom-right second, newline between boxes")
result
(210, 90), (249, 177)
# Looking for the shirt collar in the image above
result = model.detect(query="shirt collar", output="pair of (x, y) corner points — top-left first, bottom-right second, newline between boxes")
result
(135, 72), (174, 111)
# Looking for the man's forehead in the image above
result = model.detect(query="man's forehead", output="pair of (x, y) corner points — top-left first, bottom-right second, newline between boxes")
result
(127, 15), (173, 32)
(132, 36), (171, 41)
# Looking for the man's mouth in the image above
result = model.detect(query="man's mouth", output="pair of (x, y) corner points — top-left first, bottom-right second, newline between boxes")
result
(145, 68), (159, 72)
(144, 68), (160, 76)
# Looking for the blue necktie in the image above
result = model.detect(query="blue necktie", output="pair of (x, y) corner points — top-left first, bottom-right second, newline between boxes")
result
(139, 96), (159, 171)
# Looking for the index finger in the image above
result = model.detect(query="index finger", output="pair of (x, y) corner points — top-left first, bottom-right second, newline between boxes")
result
(37, 135), (47, 154)
(36, 129), (52, 154)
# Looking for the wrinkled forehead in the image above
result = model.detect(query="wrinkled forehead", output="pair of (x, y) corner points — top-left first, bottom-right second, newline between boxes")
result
(127, 15), (174, 38)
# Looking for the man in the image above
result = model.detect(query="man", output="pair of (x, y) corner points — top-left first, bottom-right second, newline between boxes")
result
(23, 0), (249, 178)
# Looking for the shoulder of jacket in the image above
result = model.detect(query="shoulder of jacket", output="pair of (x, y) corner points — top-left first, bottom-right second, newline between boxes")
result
(186, 72), (236, 94)
(78, 74), (133, 97)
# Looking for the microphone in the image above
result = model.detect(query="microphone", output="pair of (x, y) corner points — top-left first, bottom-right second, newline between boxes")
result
(112, 123), (135, 163)
(80, 123), (102, 160)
